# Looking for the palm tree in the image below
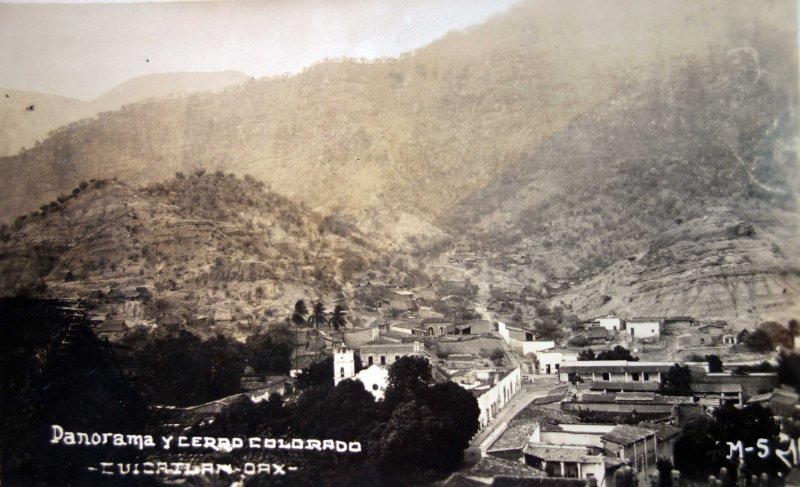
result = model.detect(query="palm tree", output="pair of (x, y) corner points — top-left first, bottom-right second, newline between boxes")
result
(307, 301), (327, 329)
(330, 304), (347, 331)
(292, 299), (308, 326)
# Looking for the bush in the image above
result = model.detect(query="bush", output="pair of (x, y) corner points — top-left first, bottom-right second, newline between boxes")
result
(568, 335), (591, 347)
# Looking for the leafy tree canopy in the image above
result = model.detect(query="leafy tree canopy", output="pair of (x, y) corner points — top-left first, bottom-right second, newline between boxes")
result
(706, 354), (723, 373)
(660, 363), (692, 396)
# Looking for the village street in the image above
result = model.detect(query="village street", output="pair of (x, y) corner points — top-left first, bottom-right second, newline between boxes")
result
(470, 376), (562, 450)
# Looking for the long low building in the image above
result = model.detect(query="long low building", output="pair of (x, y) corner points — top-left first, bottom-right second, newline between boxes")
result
(561, 392), (702, 422)
(691, 372), (778, 406)
(559, 361), (674, 383)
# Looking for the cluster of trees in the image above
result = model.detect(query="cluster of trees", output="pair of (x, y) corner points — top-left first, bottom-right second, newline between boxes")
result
(1, 179), (111, 239)
(0, 298), (151, 486)
(199, 355), (480, 485)
(577, 345), (639, 361)
(124, 327), (293, 406)
(660, 363), (693, 396)
(291, 299), (347, 330)
(745, 320), (799, 352)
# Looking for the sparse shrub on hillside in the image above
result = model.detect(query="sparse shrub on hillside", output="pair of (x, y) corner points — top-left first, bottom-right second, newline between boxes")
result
(569, 336), (591, 347)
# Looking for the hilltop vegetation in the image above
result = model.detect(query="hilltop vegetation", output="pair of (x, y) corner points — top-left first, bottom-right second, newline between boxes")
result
(0, 171), (401, 332)
(0, 0), (796, 328)
(0, 1), (792, 235)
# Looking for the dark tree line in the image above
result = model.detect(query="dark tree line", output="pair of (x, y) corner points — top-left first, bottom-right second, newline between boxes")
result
(199, 355), (480, 485)
(577, 345), (639, 361)
(125, 327), (293, 407)
(0, 298), (154, 486)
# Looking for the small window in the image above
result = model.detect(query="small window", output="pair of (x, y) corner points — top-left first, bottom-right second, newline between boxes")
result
(643, 373), (650, 381)
(340, 367), (345, 378)
(372, 384), (379, 391)
(631, 372), (640, 381)
(602, 372), (610, 381)
(380, 356), (386, 365)
(395, 355), (399, 362)
(368, 356), (373, 366)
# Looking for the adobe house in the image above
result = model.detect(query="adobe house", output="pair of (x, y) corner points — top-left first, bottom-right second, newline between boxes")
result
(596, 315), (626, 332)
(601, 425), (658, 473)
(360, 340), (427, 367)
(625, 318), (663, 341)
(588, 327), (610, 343)
(523, 423), (625, 483)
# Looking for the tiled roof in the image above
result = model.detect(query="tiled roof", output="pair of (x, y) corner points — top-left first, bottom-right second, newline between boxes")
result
(601, 425), (655, 445)
(523, 445), (605, 463)
(637, 422), (681, 441)
(587, 381), (660, 392)
(470, 455), (543, 478)
(488, 419), (539, 451)
(589, 328), (609, 338)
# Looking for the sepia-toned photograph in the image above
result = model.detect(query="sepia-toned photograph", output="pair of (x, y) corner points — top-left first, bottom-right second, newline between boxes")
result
(0, 1), (799, 485)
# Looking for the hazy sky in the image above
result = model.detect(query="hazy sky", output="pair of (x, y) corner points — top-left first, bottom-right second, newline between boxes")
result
(0, 0), (521, 100)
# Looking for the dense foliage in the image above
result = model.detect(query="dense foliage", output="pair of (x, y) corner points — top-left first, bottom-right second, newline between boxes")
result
(659, 364), (692, 396)
(674, 404), (784, 480)
(0, 298), (152, 486)
(202, 355), (482, 485)
(126, 328), (293, 406)
(577, 345), (638, 361)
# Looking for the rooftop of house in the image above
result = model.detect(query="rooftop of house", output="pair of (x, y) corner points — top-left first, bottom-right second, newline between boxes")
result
(469, 455), (543, 479)
(524, 444), (606, 464)
(539, 422), (615, 434)
(515, 404), (581, 425)
(360, 341), (426, 354)
(493, 477), (598, 487)
(488, 418), (540, 452)
(587, 381), (661, 392)
(439, 473), (490, 487)
(577, 392), (694, 404)
(561, 361), (674, 373)
(637, 422), (681, 441)
(601, 425), (656, 446)
(589, 328), (610, 339)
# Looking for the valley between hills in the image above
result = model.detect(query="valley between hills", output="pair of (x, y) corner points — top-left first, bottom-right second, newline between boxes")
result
(0, 0), (798, 333)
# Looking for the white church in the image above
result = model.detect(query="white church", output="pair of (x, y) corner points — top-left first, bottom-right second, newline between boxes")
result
(334, 346), (390, 400)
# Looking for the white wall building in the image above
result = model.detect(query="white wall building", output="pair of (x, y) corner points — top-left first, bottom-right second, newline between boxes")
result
(521, 340), (555, 355)
(355, 365), (389, 400)
(474, 367), (522, 429)
(626, 319), (662, 340)
(333, 347), (356, 386)
(535, 351), (578, 375)
(597, 316), (625, 332)
(333, 346), (391, 400)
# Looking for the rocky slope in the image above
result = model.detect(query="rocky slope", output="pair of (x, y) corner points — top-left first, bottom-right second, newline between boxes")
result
(0, 173), (399, 331)
(552, 207), (800, 328)
(0, 0), (796, 329)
